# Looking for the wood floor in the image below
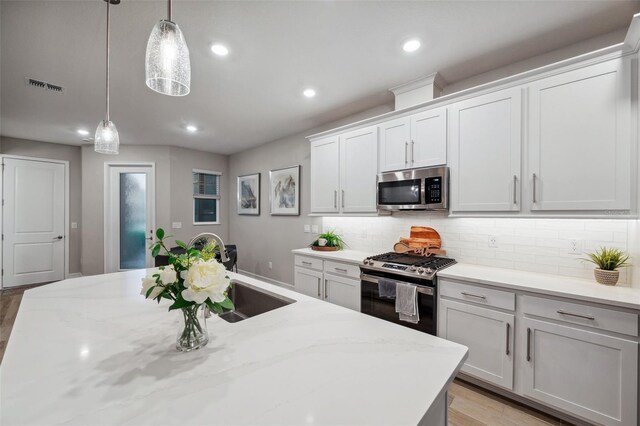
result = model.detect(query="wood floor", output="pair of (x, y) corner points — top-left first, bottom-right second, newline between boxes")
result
(1, 284), (571, 426)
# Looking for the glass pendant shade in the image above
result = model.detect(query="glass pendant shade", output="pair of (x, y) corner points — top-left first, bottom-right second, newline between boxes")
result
(94, 120), (120, 155)
(145, 20), (191, 96)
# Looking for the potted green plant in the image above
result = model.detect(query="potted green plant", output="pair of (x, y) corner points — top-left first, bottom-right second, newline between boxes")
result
(310, 230), (346, 252)
(583, 247), (630, 286)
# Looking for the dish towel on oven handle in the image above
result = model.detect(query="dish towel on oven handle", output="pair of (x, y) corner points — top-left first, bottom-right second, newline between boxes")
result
(377, 277), (397, 299)
(395, 282), (419, 324)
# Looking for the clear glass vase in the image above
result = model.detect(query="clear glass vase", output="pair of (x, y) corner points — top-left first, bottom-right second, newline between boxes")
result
(176, 305), (208, 352)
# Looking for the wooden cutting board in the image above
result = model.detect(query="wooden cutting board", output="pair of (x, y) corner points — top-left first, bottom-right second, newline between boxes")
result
(410, 226), (441, 242)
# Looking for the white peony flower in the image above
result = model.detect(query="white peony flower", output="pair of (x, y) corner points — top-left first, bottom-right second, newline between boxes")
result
(157, 265), (177, 285)
(141, 276), (163, 299)
(181, 259), (231, 304)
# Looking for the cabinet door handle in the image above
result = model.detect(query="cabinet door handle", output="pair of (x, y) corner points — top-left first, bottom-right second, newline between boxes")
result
(460, 291), (486, 300)
(334, 190), (337, 209)
(411, 140), (415, 165)
(513, 175), (517, 204)
(334, 267), (348, 273)
(505, 323), (510, 356)
(526, 327), (532, 362)
(557, 310), (595, 321)
(324, 279), (328, 299)
(341, 190), (345, 209)
(405, 142), (408, 165)
(301, 261), (312, 266)
(532, 173), (537, 203)
(317, 279), (321, 298)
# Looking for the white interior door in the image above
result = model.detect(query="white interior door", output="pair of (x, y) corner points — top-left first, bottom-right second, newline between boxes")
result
(105, 165), (155, 272)
(2, 158), (66, 287)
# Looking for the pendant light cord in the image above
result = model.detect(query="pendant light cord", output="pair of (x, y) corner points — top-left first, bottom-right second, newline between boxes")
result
(106, 0), (110, 122)
(167, 0), (172, 22)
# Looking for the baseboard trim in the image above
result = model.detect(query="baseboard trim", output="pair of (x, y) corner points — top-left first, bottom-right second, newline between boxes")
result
(237, 269), (294, 290)
(67, 273), (83, 279)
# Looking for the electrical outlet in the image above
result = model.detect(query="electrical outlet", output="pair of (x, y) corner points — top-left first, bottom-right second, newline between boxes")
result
(304, 225), (311, 233)
(311, 225), (319, 233)
(71, 222), (78, 229)
(488, 235), (498, 248)
(568, 239), (582, 255)
(268, 261), (273, 269)
(172, 222), (182, 229)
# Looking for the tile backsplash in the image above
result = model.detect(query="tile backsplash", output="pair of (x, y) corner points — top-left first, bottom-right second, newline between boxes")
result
(322, 214), (635, 285)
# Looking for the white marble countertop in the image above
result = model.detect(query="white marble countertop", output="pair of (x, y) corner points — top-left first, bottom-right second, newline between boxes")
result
(438, 263), (640, 311)
(292, 247), (376, 264)
(1, 270), (468, 426)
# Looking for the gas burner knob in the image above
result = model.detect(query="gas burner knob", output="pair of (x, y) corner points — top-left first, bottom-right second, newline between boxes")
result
(417, 267), (425, 274)
(425, 268), (434, 274)
(409, 266), (417, 272)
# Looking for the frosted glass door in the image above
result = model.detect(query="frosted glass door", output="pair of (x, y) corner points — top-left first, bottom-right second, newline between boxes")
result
(119, 173), (147, 269)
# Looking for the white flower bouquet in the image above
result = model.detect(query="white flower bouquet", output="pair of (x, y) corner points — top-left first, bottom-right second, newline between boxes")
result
(141, 228), (234, 351)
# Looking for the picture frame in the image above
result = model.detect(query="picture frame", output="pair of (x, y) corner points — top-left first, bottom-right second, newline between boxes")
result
(237, 173), (260, 215)
(269, 165), (300, 216)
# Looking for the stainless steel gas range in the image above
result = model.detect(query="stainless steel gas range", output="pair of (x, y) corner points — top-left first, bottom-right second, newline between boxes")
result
(359, 252), (456, 335)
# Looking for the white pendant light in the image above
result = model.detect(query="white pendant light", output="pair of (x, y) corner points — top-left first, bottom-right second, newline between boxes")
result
(95, 0), (120, 155)
(145, 0), (191, 96)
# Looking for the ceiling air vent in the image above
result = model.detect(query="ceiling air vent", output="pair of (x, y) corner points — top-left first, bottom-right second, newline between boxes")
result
(25, 77), (65, 94)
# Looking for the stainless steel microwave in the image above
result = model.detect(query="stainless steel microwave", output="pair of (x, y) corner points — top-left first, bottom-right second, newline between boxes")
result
(377, 166), (449, 211)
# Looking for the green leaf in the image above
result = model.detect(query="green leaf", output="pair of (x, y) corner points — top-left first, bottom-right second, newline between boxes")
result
(175, 240), (188, 249)
(156, 228), (165, 240)
(168, 297), (195, 311)
(145, 286), (156, 298)
(151, 244), (161, 258)
(206, 299), (224, 315)
(219, 297), (235, 311)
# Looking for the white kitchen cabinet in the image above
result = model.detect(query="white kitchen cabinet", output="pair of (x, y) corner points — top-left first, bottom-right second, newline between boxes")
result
(379, 117), (410, 172)
(410, 107), (447, 168)
(378, 108), (447, 173)
(449, 87), (522, 212)
(439, 298), (514, 390)
(310, 136), (340, 213)
(521, 317), (638, 426)
(324, 273), (361, 312)
(340, 125), (378, 213)
(294, 267), (323, 299)
(528, 58), (631, 211)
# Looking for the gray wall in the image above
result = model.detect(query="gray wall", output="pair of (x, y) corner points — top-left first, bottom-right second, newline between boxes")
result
(81, 144), (228, 276)
(228, 105), (392, 285)
(1, 137), (82, 274)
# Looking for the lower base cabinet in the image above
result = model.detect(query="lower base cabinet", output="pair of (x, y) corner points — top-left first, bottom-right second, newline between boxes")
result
(293, 267), (322, 299)
(521, 317), (638, 426)
(439, 299), (514, 390)
(324, 273), (361, 312)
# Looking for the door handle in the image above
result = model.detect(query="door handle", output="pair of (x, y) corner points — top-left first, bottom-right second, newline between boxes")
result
(505, 323), (510, 356)
(324, 279), (328, 299)
(411, 140), (415, 165)
(405, 142), (408, 165)
(532, 173), (537, 203)
(341, 190), (345, 209)
(513, 175), (517, 204)
(526, 327), (532, 362)
(317, 279), (321, 298)
(334, 190), (337, 209)
(145, 237), (153, 241)
(52, 235), (63, 240)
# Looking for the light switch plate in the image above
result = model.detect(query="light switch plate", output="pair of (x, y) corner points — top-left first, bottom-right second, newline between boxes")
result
(304, 225), (311, 233)
(172, 222), (182, 229)
(71, 222), (78, 229)
(311, 225), (319, 233)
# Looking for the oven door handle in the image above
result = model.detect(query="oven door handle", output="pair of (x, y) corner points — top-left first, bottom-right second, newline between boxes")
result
(360, 273), (434, 296)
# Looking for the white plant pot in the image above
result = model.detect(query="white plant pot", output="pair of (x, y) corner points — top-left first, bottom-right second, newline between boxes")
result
(318, 238), (327, 247)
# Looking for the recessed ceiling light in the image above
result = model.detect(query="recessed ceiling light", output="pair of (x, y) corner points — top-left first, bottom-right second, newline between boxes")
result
(403, 39), (421, 52)
(186, 125), (198, 132)
(210, 44), (229, 56)
(303, 88), (316, 98)
(77, 129), (89, 136)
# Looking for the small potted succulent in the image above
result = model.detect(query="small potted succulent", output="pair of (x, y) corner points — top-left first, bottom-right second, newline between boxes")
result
(583, 247), (630, 286)
(310, 230), (346, 252)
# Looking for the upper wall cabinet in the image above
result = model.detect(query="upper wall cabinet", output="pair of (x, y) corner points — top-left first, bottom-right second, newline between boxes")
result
(309, 126), (378, 214)
(310, 136), (340, 213)
(340, 126), (378, 213)
(379, 108), (447, 172)
(528, 58), (632, 211)
(449, 87), (522, 212)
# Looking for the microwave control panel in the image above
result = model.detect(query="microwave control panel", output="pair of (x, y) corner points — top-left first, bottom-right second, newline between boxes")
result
(425, 177), (442, 204)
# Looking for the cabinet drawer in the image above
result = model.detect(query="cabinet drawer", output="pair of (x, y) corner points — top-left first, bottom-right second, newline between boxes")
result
(294, 255), (323, 271)
(522, 295), (638, 337)
(439, 279), (515, 311)
(324, 260), (360, 279)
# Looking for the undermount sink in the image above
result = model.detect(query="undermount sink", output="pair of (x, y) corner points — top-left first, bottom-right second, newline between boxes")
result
(218, 280), (295, 323)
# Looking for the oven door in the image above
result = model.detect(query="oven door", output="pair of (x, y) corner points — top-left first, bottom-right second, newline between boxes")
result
(377, 178), (424, 210)
(360, 271), (436, 335)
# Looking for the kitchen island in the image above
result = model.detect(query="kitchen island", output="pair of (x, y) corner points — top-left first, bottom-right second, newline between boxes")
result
(0, 270), (467, 425)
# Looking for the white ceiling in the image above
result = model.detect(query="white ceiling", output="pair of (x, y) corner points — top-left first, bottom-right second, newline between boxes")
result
(1, 0), (639, 155)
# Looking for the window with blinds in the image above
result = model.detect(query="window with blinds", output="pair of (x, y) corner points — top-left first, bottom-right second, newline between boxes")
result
(193, 170), (221, 224)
